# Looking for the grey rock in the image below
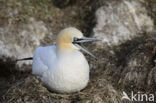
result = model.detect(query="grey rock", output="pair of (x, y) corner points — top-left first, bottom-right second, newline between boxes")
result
(0, 17), (52, 67)
(93, 0), (153, 46)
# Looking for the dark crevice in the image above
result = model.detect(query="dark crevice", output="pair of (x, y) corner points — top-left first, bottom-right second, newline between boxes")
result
(51, 0), (77, 8)
(0, 57), (31, 101)
(114, 35), (147, 67)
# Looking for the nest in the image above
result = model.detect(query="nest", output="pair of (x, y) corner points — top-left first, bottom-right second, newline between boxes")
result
(1, 72), (122, 103)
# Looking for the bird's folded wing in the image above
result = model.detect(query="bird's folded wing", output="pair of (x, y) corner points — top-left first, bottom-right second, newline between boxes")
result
(32, 45), (57, 77)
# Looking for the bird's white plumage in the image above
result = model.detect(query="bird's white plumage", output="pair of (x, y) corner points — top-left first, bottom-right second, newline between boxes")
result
(32, 27), (90, 93)
(42, 49), (89, 93)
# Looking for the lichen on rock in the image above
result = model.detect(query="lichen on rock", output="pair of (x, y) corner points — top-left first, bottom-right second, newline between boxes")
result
(93, 0), (154, 46)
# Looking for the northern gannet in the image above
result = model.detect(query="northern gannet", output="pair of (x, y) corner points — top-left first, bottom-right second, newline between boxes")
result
(18, 27), (100, 93)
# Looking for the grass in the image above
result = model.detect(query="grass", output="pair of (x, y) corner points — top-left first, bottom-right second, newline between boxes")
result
(0, 0), (53, 24)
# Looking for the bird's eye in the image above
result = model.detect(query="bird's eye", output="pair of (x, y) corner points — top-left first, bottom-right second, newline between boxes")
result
(73, 37), (78, 42)
(73, 37), (82, 44)
(72, 37), (77, 44)
(72, 37), (83, 45)
(73, 37), (83, 42)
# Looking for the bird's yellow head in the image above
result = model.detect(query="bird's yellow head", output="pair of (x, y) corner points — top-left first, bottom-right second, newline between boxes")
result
(56, 27), (83, 51)
(56, 27), (101, 58)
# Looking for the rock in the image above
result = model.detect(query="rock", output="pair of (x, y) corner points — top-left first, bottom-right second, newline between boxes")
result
(0, 17), (52, 67)
(93, 0), (153, 46)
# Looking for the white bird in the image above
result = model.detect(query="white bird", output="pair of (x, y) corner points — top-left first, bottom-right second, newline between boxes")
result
(17, 27), (100, 93)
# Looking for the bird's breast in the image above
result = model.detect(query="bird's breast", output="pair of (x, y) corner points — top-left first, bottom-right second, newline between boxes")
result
(57, 50), (89, 79)
(42, 50), (89, 93)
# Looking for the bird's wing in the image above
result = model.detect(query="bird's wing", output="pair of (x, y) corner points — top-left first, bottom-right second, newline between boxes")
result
(32, 45), (57, 77)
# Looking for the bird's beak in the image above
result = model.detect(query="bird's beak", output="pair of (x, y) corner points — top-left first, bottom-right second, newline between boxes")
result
(73, 37), (101, 58)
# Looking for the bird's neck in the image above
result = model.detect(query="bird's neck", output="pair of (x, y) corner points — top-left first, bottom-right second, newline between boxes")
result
(56, 43), (77, 55)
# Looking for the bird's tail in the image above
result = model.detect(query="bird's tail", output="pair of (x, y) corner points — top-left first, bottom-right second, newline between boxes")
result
(16, 57), (33, 61)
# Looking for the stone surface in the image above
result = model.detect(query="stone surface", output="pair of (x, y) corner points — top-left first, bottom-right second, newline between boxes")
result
(0, 17), (52, 67)
(93, 0), (153, 46)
